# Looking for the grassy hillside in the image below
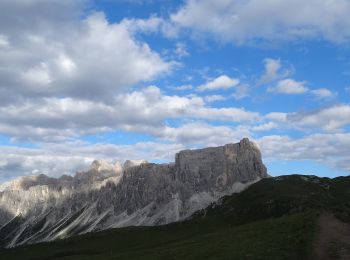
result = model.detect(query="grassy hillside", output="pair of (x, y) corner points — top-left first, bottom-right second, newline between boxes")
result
(192, 174), (350, 225)
(1, 174), (349, 260)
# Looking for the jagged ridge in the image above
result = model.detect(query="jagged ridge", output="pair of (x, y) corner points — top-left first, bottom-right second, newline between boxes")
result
(0, 138), (267, 248)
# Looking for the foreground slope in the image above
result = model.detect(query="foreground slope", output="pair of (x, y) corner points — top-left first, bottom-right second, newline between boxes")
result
(1, 174), (349, 259)
(0, 138), (267, 248)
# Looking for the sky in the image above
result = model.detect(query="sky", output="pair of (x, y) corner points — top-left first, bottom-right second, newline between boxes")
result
(0, 0), (350, 182)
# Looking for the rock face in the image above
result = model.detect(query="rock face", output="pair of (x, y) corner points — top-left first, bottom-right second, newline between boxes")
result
(175, 138), (266, 191)
(0, 138), (267, 248)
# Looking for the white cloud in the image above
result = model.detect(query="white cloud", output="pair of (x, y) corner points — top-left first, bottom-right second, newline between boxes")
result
(160, 122), (250, 145)
(269, 79), (308, 94)
(190, 106), (258, 123)
(311, 88), (335, 99)
(121, 16), (164, 33)
(172, 0), (350, 44)
(174, 42), (189, 58)
(56, 54), (77, 75)
(198, 75), (240, 91)
(265, 105), (350, 132)
(259, 58), (291, 84)
(266, 112), (288, 122)
(174, 84), (193, 91)
(259, 58), (282, 84)
(0, 34), (9, 48)
(287, 105), (350, 132)
(232, 84), (250, 100)
(257, 133), (350, 173)
(0, 3), (171, 103)
(252, 122), (277, 132)
(204, 95), (226, 102)
(259, 58), (334, 99)
(0, 86), (259, 142)
(21, 63), (52, 87)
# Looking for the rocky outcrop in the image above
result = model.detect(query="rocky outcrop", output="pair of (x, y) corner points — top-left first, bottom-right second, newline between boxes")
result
(175, 138), (266, 191)
(0, 138), (267, 248)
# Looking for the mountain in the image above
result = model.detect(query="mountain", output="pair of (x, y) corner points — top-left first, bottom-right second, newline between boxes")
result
(0, 138), (267, 248)
(1, 174), (349, 259)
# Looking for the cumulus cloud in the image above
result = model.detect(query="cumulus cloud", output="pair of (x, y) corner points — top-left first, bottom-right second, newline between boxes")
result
(259, 58), (282, 84)
(259, 58), (335, 99)
(287, 105), (350, 132)
(311, 88), (335, 99)
(232, 84), (250, 100)
(266, 112), (288, 122)
(257, 133), (350, 173)
(265, 105), (350, 132)
(0, 2), (170, 103)
(252, 122), (278, 132)
(198, 75), (240, 91)
(171, 0), (350, 44)
(268, 79), (308, 94)
(259, 58), (291, 84)
(159, 122), (250, 145)
(204, 95), (227, 103)
(0, 86), (259, 142)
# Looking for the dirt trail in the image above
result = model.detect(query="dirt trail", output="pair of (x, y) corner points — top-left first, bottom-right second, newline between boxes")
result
(312, 213), (350, 260)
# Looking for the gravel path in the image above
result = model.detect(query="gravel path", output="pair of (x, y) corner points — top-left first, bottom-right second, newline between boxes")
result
(312, 213), (350, 260)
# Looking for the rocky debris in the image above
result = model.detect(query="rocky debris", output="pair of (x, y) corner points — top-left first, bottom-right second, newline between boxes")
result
(0, 138), (268, 248)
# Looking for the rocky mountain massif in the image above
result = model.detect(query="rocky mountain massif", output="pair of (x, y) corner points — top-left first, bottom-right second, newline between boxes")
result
(0, 138), (268, 248)
(2, 175), (350, 259)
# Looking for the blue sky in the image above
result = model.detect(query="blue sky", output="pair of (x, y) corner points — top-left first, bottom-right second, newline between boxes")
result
(0, 0), (350, 182)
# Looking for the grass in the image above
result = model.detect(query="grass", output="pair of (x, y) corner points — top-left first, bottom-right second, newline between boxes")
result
(0, 211), (317, 260)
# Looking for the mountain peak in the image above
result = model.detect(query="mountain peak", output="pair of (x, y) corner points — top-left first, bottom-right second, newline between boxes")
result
(89, 159), (122, 174)
(239, 137), (250, 145)
(0, 139), (268, 248)
(123, 159), (148, 169)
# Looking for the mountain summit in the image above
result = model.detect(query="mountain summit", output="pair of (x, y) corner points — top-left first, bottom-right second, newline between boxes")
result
(0, 138), (267, 248)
